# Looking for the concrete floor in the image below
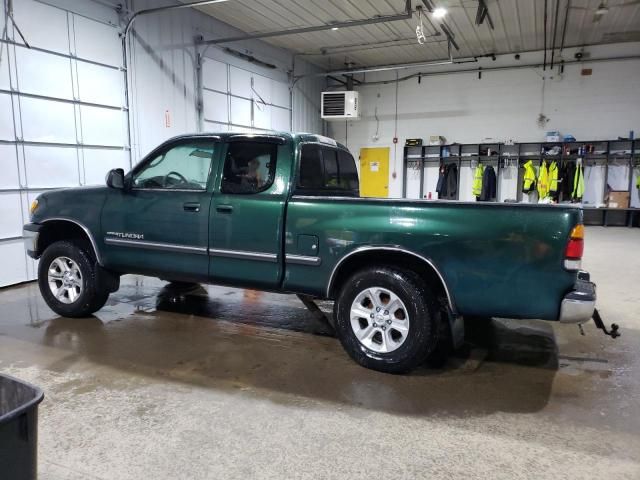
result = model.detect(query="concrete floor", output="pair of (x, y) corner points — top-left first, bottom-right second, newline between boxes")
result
(0, 226), (639, 479)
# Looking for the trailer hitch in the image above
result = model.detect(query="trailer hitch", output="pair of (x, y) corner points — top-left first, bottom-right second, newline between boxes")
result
(591, 308), (620, 338)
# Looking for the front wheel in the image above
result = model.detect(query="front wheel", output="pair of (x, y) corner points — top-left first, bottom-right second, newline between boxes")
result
(333, 266), (441, 373)
(38, 240), (110, 317)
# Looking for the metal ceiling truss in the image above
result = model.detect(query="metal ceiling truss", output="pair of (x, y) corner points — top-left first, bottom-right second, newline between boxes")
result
(420, 0), (460, 50)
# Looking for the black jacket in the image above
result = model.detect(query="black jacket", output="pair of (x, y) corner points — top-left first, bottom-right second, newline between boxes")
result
(478, 165), (496, 201)
(436, 163), (458, 199)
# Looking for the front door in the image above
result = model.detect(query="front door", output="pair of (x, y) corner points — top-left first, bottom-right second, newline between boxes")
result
(209, 138), (289, 289)
(359, 147), (389, 198)
(101, 138), (218, 281)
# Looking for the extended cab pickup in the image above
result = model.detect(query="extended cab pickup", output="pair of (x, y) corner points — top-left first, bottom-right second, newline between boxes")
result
(23, 132), (603, 372)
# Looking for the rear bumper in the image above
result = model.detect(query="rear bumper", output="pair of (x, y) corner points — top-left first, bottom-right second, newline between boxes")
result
(559, 271), (596, 324)
(23, 223), (41, 259)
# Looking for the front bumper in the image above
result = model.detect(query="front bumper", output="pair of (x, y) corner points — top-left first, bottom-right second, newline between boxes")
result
(23, 223), (41, 259)
(559, 271), (596, 324)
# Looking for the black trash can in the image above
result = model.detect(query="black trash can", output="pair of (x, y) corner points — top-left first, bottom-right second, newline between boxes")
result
(0, 374), (44, 480)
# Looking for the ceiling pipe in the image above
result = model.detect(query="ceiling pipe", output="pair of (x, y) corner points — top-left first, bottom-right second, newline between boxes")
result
(197, 0), (413, 46)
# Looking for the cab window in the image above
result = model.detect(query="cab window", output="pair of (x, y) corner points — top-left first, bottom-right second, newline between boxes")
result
(220, 142), (277, 194)
(296, 144), (359, 196)
(133, 141), (214, 190)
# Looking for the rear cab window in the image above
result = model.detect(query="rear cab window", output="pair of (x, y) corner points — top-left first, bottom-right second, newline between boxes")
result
(296, 144), (359, 196)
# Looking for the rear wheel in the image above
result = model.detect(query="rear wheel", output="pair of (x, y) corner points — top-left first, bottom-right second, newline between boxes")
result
(38, 240), (110, 317)
(334, 266), (440, 373)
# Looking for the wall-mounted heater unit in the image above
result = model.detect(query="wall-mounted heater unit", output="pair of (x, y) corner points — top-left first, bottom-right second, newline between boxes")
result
(321, 91), (359, 120)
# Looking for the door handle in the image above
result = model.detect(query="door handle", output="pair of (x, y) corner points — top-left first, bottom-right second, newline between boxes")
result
(183, 202), (201, 212)
(216, 204), (233, 213)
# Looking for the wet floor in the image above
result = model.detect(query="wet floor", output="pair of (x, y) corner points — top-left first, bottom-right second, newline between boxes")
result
(0, 226), (639, 479)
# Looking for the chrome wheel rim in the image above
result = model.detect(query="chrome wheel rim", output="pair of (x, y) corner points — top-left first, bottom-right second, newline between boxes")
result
(350, 286), (410, 353)
(47, 256), (83, 304)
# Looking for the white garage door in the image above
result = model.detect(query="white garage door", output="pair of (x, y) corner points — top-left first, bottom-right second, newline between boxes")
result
(201, 57), (291, 133)
(0, 0), (129, 287)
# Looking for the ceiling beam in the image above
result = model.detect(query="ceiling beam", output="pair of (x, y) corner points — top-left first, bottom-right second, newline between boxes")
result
(197, 0), (413, 46)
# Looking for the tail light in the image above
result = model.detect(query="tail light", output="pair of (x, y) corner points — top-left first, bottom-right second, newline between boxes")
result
(564, 224), (584, 270)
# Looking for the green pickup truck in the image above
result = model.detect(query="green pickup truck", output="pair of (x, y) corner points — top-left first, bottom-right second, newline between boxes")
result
(23, 132), (606, 373)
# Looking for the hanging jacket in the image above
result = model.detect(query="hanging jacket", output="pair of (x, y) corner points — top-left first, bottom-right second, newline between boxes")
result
(479, 165), (497, 201)
(436, 163), (446, 198)
(472, 164), (484, 197)
(537, 160), (550, 199)
(572, 161), (585, 201)
(560, 161), (576, 200)
(444, 163), (458, 199)
(548, 161), (559, 199)
(522, 160), (536, 193)
(636, 169), (640, 190)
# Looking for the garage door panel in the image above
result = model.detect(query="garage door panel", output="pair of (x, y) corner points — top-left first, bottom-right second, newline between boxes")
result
(272, 81), (290, 109)
(0, 192), (24, 239)
(73, 16), (121, 67)
(0, 145), (20, 189)
(203, 90), (228, 123)
(77, 62), (123, 107)
(15, 47), (74, 100)
(203, 121), (229, 133)
(0, 94), (15, 140)
(202, 59), (228, 92)
(21, 98), (76, 144)
(24, 146), (79, 188)
(271, 107), (290, 131)
(12, 0), (69, 54)
(0, 240), (27, 287)
(252, 74), (271, 105)
(230, 97), (251, 126)
(80, 106), (125, 146)
(83, 149), (129, 186)
(253, 103), (271, 130)
(0, 53), (10, 90)
(229, 67), (252, 98)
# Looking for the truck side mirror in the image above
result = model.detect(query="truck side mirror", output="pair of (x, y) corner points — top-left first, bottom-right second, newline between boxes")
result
(106, 168), (125, 189)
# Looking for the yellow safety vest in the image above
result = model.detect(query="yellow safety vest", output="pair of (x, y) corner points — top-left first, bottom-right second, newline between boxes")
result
(537, 160), (549, 199)
(548, 161), (558, 194)
(523, 160), (536, 193)
(573, 162), (585, 200)
(472, 164), (484, 197)
(636, 170), (640, 189)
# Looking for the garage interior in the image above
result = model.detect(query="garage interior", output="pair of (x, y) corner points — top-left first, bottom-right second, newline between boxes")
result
(1, 0), (639, 478)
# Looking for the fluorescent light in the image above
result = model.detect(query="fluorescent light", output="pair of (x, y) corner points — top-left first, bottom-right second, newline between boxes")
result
(433, 7), (447, 19)
(331, 27), (339, 31)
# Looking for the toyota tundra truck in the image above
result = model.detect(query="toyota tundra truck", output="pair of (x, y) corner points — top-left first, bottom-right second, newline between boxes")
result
(23, 132), (609, 373)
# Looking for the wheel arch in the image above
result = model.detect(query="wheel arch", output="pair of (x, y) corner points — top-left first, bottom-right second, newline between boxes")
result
(327, 246), (456, 314)
(37, 218), (103, 265)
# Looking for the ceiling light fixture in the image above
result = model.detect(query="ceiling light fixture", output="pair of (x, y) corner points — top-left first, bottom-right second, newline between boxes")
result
(331, 27), (339, 31)
(595, 2), (609, 15)
(433, 7), (447, 19)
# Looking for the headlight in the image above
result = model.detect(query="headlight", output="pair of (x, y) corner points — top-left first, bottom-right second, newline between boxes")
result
(29, 199), (39, 216)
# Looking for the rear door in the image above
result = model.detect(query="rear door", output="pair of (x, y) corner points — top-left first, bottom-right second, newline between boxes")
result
(208, 136), (291, 289)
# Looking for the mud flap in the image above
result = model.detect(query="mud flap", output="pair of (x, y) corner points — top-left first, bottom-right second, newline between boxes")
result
(297, 294), (335, 331)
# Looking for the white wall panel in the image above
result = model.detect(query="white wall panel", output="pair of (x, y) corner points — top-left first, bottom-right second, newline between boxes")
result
(272, 81), (290, 109)
(73, 16), (121, 67)
(253, 103), (271, 130)
(24, 146), (79, 188)
(20, 97), (76, 143)
(202, 90), (228, 123)
(229, 67), (252, 98)
(0, 52), (10, 89)
(80, 106), (125, 146)
(0, 145), (20, 189)
(0, 94), (15, 140)
(202, 59), (228, 92)
(76, 62), (123, 107)
(83, 149), (129, 185)
(0, 192), (23, 238)
(271, 107), (290, 131)
(583, 165), (606, 206)
(230, 97), (251, 126)
(252, 74), (271, 105)
(12, 0), (69, 54)
(0, 241), (27, 287)
(15, 47), (73, 100)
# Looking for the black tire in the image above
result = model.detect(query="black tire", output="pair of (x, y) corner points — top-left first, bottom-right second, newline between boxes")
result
(38, 240), (110, 317)
(333, 266), (441, 374)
